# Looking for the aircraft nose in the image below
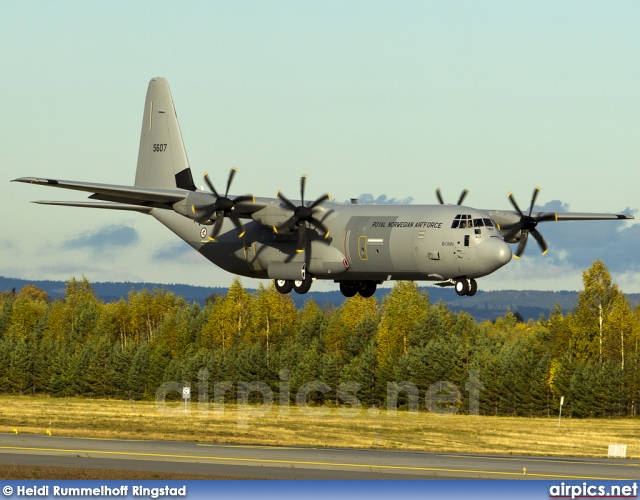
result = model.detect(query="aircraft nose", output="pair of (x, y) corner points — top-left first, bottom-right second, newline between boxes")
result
(476, 237), (512, 274)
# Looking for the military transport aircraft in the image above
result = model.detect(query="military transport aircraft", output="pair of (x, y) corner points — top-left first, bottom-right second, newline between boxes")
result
(12, 78), (634, 298)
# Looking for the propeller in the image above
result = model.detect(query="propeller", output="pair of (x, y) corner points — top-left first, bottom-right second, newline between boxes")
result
(436, 188), (469, 206)
(274, 175), (331, 253)
(504, 187), (557, 258)
(191, 168), (254, 241)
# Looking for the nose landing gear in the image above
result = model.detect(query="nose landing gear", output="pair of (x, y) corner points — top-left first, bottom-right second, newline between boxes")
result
(455, 278), (477, 297)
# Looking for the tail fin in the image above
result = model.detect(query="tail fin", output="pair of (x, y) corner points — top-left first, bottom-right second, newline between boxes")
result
(135, 77), (196, 191)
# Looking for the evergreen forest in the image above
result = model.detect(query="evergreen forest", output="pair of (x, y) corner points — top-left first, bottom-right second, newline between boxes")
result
(1, 259), (639, 418)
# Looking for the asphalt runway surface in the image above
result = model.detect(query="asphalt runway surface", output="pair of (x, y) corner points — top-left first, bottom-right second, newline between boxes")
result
(0, 433), (638, 480)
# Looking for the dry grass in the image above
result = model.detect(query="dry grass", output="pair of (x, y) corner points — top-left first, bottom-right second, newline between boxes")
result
(1, 395), (638, 458)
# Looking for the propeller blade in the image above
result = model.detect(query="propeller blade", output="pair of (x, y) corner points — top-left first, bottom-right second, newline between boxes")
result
(508, 192), (525, 217)
(528, 187), (541, 217)
(514, 230), (529, 258)
(203, 173), (219, 198)
(233, 194), (254, 205)
(274, 216), (298, 234)
(210, 212), (225, 240)
(229, 215), (246, 238)
(296, 223), (307, 253)
(536, 212), (558, 223)
(225, 168), (237, 197)
(300, 175), (307, 205)
(308, 193), (330, 210)
(277, 191), (297, 211)
(530, 228), (548, 255)
(436, 188), (445, 205)
(457, 189), (469, 206)
(310, 216), (330, 239)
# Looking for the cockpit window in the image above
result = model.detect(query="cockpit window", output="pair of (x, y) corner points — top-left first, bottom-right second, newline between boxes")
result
(452, 214), (474, 229)
(473, 218), (484, 227)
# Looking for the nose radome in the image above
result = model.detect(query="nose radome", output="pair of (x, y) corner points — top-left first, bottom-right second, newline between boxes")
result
(477, 237), (512, 273)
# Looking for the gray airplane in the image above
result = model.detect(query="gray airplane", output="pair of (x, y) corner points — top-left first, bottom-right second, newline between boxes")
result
(13, 78), (635, 298)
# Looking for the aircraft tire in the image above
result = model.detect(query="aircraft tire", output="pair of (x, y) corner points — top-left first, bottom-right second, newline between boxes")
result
(467, 279), (478, 296)
(274, 279), (293, 294)
(339, 282), (358, 297)
(293, 275), (313, 294)
(455, 279), (469, 296)
(358, 281), (377, 298)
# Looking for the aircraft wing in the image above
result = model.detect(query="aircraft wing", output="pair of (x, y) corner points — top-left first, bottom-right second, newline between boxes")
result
(534, 211), (634, 221)
(488, 209), (634, 229)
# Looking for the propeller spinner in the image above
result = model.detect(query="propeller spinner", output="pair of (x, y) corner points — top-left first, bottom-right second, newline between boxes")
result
(274, 175), (331, 253)
(191, 168), (254, 241)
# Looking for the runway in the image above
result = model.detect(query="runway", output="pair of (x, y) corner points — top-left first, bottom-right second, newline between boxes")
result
(0, 433), (638, 480)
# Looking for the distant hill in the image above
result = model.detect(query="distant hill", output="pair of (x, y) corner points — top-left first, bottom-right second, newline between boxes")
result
(1, 276), (638, 322)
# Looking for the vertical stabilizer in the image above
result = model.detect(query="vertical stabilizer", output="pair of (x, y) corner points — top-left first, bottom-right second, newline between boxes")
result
(135, 77), (196, 190)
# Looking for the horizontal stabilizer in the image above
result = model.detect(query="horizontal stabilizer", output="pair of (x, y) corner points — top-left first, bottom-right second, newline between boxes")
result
(12, 177), (186, 204)
(32, 201), (153, 213)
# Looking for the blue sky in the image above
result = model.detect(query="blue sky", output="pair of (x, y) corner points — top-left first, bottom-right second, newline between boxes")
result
(2, 1), (639, 292)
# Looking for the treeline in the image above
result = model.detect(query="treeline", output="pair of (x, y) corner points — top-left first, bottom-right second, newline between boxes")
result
(0, 260), (639, 418)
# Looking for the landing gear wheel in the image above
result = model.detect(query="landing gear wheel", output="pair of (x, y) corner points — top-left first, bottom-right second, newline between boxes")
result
(358, 281), (377, 298)
(339, 282), (358, 297)
(455, 279), (470, 296)
(293, 275), (313, 294)
(467, 279), (478, 297)
(274, 279), (293, 294)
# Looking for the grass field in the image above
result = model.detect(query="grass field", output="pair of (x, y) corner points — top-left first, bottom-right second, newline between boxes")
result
(0, 395), (638, 459)
(0, 463), (246, 480)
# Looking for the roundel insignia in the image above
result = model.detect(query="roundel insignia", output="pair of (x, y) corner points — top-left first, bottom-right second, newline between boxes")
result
(200, 228), (207, 239)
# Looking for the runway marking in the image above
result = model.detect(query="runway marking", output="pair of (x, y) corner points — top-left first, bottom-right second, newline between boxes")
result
(0, 445), (635, 480)
(197, 444), (300, 450)
(443, 453), (640, 468)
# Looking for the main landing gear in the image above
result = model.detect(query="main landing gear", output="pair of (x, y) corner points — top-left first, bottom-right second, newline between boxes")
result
(339, 281), (377, 298)
(274, 275), (313, 295)
(455, 278), (477, 297)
